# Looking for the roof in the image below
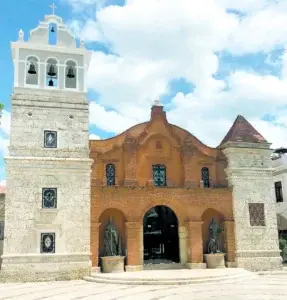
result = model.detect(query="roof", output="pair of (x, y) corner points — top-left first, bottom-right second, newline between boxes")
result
(0, 186), (6, 194)
(220, 115), (267, 145)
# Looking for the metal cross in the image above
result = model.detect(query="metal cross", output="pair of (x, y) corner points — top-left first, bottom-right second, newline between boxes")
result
(50, 2), (57, 15)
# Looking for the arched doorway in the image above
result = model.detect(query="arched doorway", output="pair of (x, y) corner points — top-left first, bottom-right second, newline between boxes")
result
(143, 205), (179, 264)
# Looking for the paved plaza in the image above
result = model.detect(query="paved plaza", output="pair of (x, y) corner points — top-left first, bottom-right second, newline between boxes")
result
(0, 272), (287, 300)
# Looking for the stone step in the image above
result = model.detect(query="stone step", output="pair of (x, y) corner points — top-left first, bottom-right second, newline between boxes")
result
(83, 268), (257, 285)
(143, 263), (188, 270)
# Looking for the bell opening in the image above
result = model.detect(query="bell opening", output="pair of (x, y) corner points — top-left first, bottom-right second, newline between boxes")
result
(66, 67), (75, 79)
(48, 79), (54, 87)
(47, 64), (57, 77)
(28, 63), (37, 75)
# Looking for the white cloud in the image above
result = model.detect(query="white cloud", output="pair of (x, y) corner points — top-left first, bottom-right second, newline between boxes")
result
(89, 133), (101, 140)
(0, 110), (11, 136)
(0, 180), (6, 187)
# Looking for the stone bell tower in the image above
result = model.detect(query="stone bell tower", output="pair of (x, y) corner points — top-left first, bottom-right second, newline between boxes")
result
(1, 4), (93, 281)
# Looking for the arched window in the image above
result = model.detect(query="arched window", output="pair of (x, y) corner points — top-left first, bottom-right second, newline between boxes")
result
(26, 56), (39, 86)
(46, 58), (58, 88)
(201, 167), (210, 188)
(106, 164), (115, 186)
(49, 23), (57, 45)
(152, 164), (166, 187)
(65, 60), (77, 89)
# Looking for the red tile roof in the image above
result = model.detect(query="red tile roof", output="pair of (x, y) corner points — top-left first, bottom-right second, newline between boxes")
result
(220, 115), (267, 145)
(0, 186), (6, 194)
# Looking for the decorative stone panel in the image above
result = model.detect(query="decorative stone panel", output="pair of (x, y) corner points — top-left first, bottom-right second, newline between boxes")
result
(249, 203), (265, 226)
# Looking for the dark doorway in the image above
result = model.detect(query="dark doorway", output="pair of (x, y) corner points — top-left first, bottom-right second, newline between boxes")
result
(143, 205), (179, 264)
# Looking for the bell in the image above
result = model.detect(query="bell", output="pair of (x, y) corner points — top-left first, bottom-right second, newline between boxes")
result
(28, 62), (37, 74)
(66, 67), (75, 78)
(47, 64), (56, 77)
(48, 79), (54, 87)
(51, 26), (55, 33)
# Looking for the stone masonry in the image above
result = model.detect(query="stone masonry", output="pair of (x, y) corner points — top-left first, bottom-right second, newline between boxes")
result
(223, 142), (282, 271)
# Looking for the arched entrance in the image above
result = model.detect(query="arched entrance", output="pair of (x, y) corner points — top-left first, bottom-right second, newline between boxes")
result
(143, 205), (179, 264)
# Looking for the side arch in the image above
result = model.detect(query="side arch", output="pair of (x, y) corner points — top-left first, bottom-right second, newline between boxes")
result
(98, 208), (127, 259)
(201, 208), (225, 255)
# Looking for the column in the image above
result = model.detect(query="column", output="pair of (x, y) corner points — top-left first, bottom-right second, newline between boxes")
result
(125, 222), (142, 272)
(178, 226), (187, 264)
(224, 220), (236, 268)
(186, 220), (205, 268)
(90, 222), (101, 272)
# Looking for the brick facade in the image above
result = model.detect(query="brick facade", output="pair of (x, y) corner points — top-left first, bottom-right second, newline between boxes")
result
(90, 104), (235, 270)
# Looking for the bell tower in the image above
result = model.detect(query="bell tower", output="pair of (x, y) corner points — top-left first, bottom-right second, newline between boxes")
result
(1, 5), (93, 281)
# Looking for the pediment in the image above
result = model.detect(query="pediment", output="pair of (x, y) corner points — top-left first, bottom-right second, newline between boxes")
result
(138, 118), (181, 147)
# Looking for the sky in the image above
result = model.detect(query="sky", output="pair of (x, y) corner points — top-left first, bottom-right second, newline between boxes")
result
(1, 0), (287, 186)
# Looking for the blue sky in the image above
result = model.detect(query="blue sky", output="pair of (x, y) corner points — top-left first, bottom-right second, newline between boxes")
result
(1, 0), (287, 185)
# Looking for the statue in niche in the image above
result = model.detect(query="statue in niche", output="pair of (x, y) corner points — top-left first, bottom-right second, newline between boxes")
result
(207, 218), (223, 254)
(103, 217), (122, 257)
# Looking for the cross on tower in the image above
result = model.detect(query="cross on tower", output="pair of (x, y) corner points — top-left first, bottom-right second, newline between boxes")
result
(49, 2), (57, 15)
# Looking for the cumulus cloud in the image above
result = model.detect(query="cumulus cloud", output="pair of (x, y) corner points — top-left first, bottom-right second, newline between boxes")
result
(63, 0), (287, 148)
(89, 133), (101, 140)
(0, 179), (6, 187)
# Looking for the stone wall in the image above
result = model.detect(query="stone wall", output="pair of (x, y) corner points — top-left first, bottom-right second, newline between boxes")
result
(1, 89), (92, 282)
(0, 193), (4, 266)
(224, 144), (282, 271)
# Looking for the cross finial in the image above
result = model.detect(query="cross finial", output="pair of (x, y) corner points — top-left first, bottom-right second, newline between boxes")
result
(50, 2), (57, 15)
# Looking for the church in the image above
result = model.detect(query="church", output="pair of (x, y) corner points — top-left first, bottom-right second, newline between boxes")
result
(0, 9), (283, 282)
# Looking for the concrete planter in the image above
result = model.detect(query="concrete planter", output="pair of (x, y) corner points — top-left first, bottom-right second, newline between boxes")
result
(204, 253), (226, 269)
(101, 256), (125, 273)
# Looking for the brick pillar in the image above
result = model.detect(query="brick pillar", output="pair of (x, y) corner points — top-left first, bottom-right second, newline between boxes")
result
(90, 222), (101, 271)
(224, 220), (236, 267)
(125, 222), (143, 272)
(183, 141), (194, 188)
(124, 146), (137, 186)
(186, 220), (205, 268)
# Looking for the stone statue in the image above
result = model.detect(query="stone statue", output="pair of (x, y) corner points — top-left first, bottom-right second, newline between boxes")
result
(103, 218), (122, 257)
(207, 218), (222, 254)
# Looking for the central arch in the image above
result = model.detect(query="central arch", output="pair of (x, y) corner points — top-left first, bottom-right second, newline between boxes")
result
(143, 205), (179, 264)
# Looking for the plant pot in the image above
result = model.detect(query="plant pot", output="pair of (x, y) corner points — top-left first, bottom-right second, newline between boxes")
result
(204, 253), (226, 269)
(101, 256), (125, 273)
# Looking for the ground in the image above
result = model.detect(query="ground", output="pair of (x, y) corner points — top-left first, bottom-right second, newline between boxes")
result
(0, 273), (287, 300)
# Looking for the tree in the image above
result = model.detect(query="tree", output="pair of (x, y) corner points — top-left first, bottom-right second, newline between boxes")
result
(0, 103), (3, 125)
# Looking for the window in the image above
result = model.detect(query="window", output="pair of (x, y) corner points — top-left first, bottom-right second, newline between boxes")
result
(275, 181), (283, 203)
(42, 188), (57, 208)
(201, 167), (210, 188)
(155, 141), (162, 150)
(46, 58), (58, 88)
(41, 233), (55, 253)
(106, 164), (115, 186)
(44, 130), (57, 148)
(152, 164), (166, 186)
(26, 56), (39, 86)
(48, 23), (57, 45)
(249, 203), (265, 226)
(65, 60), (77, 89)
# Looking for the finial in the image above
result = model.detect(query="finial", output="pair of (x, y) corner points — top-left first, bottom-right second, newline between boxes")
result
(50, 2), (57, 15)
(154, 99), (160, 106)
(18, 29), (24, 41)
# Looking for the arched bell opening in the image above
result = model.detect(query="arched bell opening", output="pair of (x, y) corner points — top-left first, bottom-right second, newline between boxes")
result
(98, 208), (126, 265)
(143, 205), (180, 264)
(26, 56), (39, 86)
(65, 60), (77, 89)
(46, 58), (58, 88)
(48, 23), (57, 45)
(201, 208), (225, 257)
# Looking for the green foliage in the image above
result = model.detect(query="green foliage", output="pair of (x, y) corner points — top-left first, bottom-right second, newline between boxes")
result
(279, 237), (287, 262)
(0, 103), (3, 125)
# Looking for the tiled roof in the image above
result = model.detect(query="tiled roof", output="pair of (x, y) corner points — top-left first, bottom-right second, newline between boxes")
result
(220, 115), (267, 145)
(0, 186), (6, 194)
